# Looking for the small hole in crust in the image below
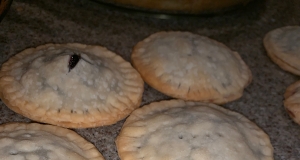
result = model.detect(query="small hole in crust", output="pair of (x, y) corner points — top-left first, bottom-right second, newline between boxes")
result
(178, 135), (183, 139)
(58, 109), (61, 113)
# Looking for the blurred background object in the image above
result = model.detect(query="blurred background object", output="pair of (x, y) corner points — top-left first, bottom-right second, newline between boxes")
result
(0, 0), (13, 22)
(92, 0), (253, 14)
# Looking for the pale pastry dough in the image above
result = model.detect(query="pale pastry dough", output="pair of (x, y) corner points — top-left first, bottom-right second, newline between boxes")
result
(132, 31), (251, 104)
(0, 122), (104, 160)
(116, 100), (274, 160)
(263, 26), (300, 75)
(0, 43), (144, 128)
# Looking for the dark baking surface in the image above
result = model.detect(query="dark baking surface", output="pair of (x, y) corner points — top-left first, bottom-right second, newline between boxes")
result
(0, 0), (299, 159)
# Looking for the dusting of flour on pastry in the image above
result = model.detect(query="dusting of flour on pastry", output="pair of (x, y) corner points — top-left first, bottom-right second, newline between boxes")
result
(15, 50), (124, 111)
(116, 100), (274, 160)
(0, 130), (87, 160)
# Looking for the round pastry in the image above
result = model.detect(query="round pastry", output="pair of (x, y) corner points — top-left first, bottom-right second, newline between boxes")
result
(116, 100), (274, 160)
(0, 122), (104, 160)
(131, 31), (252, 104)
(0, 43), (144, 128)
(263, 26), (300, 75)
(105, 0), (252, 14)
(284, 80), (300, 125)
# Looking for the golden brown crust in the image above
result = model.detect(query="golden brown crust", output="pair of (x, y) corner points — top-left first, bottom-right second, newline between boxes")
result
(284, 81), (300, 125)
(0, 43), (144, 128)
(0, 122), (105, 160)
(131, 31), (252, 104)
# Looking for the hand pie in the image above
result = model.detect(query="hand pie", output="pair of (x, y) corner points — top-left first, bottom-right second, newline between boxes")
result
(284, 80), (300, 125)
(263, 26), (300, 75)
(0, 122), (104, 160)
(116, 100), (274, 160)
(132, 31), (252, 104)
(0, 43), (144, 128)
